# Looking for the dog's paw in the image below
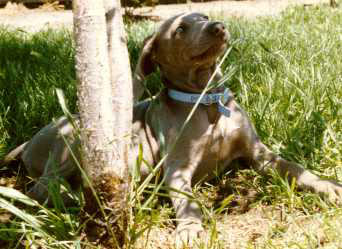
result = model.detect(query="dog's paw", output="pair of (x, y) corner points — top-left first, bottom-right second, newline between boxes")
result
(313, 179), (342, 203)
(26, 182), (48, 204)
(27, 181), (77, 206)
(175, 222), (204, 248)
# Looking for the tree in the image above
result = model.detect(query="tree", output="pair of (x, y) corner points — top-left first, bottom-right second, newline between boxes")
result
(73, 0), (133, 247)
(330, 0), (337, 7)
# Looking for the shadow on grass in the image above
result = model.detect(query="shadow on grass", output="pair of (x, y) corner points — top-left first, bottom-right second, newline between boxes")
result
(0, 28), (77, 148)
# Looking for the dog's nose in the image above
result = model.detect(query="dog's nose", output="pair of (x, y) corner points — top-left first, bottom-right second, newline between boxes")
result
(208, 22), (226, 37)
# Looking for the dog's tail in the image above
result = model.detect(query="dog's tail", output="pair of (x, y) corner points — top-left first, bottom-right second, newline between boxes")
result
(1, 141), (28, 166)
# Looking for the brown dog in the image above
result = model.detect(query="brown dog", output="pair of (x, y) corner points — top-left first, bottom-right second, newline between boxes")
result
(3, 12), (342, 246)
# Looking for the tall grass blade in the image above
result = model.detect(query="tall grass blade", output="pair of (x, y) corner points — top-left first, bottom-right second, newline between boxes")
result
(0, 198), (43, 232)
(0, 186), (38, 207)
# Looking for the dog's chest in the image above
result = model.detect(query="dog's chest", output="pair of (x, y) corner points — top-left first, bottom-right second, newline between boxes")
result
(181, 116), (240, 182)
(202, 114), (239, 152)
(167, 108), (238, 159)
(188, 114), (241, 183)
(147, 99), (243, 178)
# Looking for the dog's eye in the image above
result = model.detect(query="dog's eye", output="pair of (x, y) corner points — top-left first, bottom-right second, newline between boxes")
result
(203, 15), (209, 20)
(175, 26), (186, 34)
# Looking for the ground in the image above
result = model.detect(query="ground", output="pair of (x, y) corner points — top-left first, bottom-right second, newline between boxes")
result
(0, 0), (329, 32)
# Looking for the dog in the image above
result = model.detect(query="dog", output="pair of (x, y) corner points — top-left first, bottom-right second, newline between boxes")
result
(3, 12), (342, 246)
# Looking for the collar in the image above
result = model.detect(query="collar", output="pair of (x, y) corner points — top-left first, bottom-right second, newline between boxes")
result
(168, 88), (231, 117)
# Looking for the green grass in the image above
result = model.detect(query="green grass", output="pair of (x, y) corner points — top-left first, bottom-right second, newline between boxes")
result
(1, 3), (342, 249)
(0, 29), (77, 150)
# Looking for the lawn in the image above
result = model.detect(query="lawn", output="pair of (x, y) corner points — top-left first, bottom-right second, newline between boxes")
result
(0, 3), (342, 249)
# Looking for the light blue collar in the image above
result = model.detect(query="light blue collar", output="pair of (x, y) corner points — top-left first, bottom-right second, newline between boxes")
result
(168, 88), (231, 117)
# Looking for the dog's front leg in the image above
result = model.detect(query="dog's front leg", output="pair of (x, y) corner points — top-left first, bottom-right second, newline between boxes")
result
(250, 141), (342, 202)
(27, 156), (79, 206)
(164, 162), (204, 246)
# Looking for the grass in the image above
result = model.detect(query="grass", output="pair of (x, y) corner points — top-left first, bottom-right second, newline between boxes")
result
(1, 2), (342, 248)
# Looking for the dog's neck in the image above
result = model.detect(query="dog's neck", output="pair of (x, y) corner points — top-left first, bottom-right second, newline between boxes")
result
(160, 64), (223, 94)
(161, 64), (225, 123)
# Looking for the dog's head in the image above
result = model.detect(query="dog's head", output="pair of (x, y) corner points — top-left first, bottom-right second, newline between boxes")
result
(135, 12), (229, 93)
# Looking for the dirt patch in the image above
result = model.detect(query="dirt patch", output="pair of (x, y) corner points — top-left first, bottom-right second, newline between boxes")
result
(132, 206), (279, 249)
(132, 0), (329, 20)
(0, 0), (330, 32)
(133, 206), (342, 249)
(0, 2), (72, 32)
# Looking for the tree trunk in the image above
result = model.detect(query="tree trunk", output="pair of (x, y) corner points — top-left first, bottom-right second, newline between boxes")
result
(330, 0), (337, 7)
(73, 0), (132, 247)
(105, 0), (133, 180)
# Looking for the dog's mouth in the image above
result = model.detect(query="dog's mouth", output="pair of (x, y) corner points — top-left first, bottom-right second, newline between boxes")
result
(190, 41), (227, 62)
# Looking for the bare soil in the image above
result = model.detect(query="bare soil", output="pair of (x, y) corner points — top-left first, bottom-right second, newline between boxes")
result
(0, 0), (329, 32)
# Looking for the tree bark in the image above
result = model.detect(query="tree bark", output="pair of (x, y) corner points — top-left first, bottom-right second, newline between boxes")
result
(105, 0), (133, 180)
(73, 0), (132, 247)
(330, 0), (337, 7)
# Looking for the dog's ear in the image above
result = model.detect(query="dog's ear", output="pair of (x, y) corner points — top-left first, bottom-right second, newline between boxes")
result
(133, 34), (157, 101)
(137, 34), (157, 77)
